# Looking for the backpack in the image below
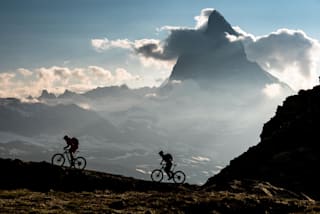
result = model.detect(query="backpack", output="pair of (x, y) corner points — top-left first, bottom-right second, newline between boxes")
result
(71, 137), (79, 147)
(164, 153), (173, 162)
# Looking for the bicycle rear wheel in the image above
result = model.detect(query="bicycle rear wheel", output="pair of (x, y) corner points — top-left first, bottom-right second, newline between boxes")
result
(51, 153), (65, 166)
(151, 169), (163, 182)
(74, 157), (86, 170)
(173, 170), (186, 184)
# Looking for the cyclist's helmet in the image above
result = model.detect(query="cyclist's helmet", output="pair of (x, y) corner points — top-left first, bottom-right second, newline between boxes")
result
(159, 150), (164, 155)
(63, 135), (69, 140)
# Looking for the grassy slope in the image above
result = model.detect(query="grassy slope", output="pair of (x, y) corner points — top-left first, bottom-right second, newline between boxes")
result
(1, 187), (319, 214)
(1, 158), (320, 213)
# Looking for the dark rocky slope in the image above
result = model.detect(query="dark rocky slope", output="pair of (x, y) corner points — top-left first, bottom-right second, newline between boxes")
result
(206, 86), (320, 199)
(0, 158), (318, 213)
(0, 158), (192, 193)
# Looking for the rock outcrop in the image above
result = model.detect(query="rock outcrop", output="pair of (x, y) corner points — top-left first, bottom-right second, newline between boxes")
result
(206, 86), (320, 199)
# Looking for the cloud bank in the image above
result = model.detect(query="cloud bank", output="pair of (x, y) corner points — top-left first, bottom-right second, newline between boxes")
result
(91, 38), (174, 69)
(92, 8), (320, 92)
(0, 66), (140, 99)
(91, 9), (217, 70)
(228, 28), (320, 91)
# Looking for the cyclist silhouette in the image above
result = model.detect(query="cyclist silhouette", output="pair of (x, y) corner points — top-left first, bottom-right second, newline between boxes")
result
(159, 150), (173, 179)
(63, 135), (79, 165)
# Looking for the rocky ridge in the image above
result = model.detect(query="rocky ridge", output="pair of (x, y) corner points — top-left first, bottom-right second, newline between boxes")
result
(206, 86), (320, 200)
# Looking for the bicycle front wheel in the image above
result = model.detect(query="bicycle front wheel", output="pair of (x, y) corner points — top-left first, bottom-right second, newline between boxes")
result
(151, 169), (163, 182)
(74, 157), (86, 170)
(173, 170), (186, 184)
(51, 153), (65, 166)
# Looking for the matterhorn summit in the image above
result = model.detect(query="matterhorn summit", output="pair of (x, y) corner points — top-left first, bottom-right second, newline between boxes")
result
(169, 10), (275, 92)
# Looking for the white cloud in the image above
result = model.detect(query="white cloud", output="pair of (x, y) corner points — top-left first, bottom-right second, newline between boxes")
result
(17, 68), (33, 77)
(115, 68), (136, 80)
(91, 38), (110, 51)
(262, 83), (283, 98)
(90, 9), (215, 70)
(0, 73), (15, 85)
(230, 26), (256, 42)
(145, 93), (157, 98)
(108, 9), (214, 64)
(91, 38), (132, 51)
(171, 80), (182, 84)
(0, 73), (16, 97)
(138, 56), (175, 70)
(156, 8), (214, 32)
(91, 38), (162, 52)
(157, 25), (191, 32)
(0, 66), (141, 99)
(136, 168), (147, 174)
(230, 27), (320, 91)
(91, 37), (173, 69)
(76, 102), (91, 110)
(88, 66), (113, 82)
(195, 8), (215, 30)
(192, 156), (210, 162)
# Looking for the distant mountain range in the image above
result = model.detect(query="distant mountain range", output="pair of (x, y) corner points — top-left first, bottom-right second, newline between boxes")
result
(0, 98), (120, 139)
(38, 84), (156, 100)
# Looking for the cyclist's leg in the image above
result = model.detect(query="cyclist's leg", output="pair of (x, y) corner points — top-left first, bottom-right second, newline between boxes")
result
(165, 164), (173, 179)
(69, 148), (75, 164)
(168, 162), (173, 178)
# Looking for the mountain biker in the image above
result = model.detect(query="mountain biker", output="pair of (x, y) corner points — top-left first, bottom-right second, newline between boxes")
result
(63, 135), (79, 165)
(159, 150), (173, 179)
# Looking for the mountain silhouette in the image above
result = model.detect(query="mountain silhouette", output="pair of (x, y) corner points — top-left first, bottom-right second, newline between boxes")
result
(0, 98), (120, 139)
(169, 10), (275, 91)
(38, 89), (56, 100)
(205, 10), (237, 37)
(57, 89), (78, 99)
(205, 86), (320, 199)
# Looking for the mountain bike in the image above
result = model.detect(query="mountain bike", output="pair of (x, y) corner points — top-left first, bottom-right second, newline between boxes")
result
(51, 148), (87, 170)
(151, 163), (186, 184)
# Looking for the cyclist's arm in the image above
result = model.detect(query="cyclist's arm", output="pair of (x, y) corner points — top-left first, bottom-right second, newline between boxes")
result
(64, 145), (70, 150)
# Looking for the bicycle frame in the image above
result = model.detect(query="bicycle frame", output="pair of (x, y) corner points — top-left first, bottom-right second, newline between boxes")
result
(63, 148), (79, 165)
(160, 162), (177, 174)
(52, 148), (86, 170)
(151, 162), (185, 184)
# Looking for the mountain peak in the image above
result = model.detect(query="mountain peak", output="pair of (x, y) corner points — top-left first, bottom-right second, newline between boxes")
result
(38, 89), (56, 100)
(58, 89), (77, 99)
(205, 10), (237, 37)
(169, 10), (272, 88)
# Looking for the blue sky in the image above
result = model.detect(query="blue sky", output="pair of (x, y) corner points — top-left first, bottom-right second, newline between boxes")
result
(1, 0), (320, 97)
